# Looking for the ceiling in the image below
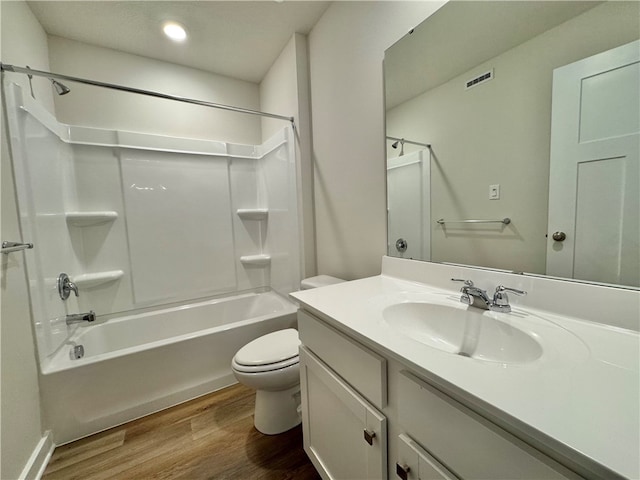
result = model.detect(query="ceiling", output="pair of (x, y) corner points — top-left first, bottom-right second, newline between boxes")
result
(384, 1), (602, 109)
(27, 1), (331, 84)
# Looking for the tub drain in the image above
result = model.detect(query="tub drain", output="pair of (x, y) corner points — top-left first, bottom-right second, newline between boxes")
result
(70, 344), (85, 360)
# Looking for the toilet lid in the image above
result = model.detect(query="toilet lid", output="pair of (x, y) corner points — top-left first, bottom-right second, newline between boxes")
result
(234, 328), (300, 367)
(232, 355), (299, 373)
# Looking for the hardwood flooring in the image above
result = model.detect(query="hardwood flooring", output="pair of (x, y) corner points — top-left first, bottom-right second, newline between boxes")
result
(42, 384), (320, 480)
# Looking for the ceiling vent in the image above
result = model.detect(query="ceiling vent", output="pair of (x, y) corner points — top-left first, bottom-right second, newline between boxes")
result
(465, 69), (494, 90)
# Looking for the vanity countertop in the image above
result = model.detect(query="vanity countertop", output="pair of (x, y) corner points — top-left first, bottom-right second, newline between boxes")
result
(291, 271), (639, 479)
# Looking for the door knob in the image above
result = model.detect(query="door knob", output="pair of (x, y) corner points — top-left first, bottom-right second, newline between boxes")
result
(395, 238), (408, 253)
(552, 231), (566, 242)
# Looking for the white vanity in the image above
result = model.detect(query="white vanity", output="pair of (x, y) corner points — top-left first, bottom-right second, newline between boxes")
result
(290, 257), (639, 480)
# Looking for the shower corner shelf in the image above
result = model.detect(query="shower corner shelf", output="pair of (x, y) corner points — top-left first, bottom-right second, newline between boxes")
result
(236, 208), (269, 221)
(72, 270), (124, 289)
(240, 254), (271, 267)
(66, 211), (118, 227)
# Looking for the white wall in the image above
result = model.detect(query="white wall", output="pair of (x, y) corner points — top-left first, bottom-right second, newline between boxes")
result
(308, 1), (444, 280)
(260, 33), (316, 279)
(48, 36), (262, 145)
(0, 2), (48, 478)
(386, 1), (640, 274)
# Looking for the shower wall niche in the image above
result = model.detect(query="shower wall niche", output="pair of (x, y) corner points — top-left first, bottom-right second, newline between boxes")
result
(4, 82), (301, 366)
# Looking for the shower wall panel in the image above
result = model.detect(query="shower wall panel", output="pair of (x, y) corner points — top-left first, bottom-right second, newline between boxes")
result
(262, 128), (301, 296)
(230, 157), (268, 291)
(121, 151), (236, 305)
(71, 145), (132, 315)
(4, 84), (79, 361)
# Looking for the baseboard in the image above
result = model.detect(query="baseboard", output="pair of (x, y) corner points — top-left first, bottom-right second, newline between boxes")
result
(19, 430), (54, 480)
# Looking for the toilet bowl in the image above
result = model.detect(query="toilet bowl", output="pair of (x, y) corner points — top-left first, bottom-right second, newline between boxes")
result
(231, 328), (302, 434)
(232, 275), (346, 435)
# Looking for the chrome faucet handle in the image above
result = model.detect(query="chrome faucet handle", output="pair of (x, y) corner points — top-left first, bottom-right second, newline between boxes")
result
(57, 273), (79, 300)
(451, 279), (491, 309)
(491, 285), (527, 313)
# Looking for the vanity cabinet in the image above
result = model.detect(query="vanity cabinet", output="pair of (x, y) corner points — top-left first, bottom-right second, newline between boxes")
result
(299, 348), (387, 479)
(298, 310), (386, 408)
(299, 310), (388, 479)
(298, 309), (582, 480)
(397, 371), (578, 480)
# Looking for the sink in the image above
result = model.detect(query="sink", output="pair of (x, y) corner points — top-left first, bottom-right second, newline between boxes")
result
(382, 301), (543, 364)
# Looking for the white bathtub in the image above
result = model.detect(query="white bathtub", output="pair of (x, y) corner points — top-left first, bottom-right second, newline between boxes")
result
(40, 291), (298, 444)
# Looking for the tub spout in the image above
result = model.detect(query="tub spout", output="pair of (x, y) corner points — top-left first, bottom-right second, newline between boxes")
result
(66, 310), (96, 325)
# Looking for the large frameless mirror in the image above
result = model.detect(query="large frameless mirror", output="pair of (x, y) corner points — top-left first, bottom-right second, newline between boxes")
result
(384, 1), (640, 289)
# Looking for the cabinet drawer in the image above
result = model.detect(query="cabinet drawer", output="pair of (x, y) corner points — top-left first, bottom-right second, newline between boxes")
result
(396, 433), (458, 480)
(298, 309), (387, 408)
(398, 371), (579, 480)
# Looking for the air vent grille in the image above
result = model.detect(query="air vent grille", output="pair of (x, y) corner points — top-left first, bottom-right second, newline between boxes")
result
(465, 69), (494, 90)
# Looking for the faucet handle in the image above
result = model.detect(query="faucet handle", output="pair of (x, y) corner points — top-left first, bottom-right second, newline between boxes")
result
(452, 279), (475, 306)
(491, 285), (527, 312)
(57, 273), (79, 300)
(495, 285), (527, 297)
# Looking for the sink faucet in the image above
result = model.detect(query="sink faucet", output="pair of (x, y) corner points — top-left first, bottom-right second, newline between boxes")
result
(451, 279), (492, 309)
(451, 279), (526, 313)
(66, 310), (96, 325)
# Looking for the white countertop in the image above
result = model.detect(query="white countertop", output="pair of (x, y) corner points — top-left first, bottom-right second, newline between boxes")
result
(291, 273), (640, 479)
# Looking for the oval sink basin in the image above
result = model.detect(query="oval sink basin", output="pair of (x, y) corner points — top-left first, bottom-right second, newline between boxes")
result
(382, 302), (543, 364)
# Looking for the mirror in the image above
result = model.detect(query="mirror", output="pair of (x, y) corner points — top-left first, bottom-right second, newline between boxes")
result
(384, 1), (639, 288)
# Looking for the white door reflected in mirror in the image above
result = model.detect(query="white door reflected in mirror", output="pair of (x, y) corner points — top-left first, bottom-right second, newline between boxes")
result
(547, 41), (640, 287)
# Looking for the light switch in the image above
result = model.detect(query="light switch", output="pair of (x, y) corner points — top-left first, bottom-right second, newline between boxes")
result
(489, 184), (500, 200)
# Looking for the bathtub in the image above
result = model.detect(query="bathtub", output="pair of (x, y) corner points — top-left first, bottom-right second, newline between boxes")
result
(39, 290), (298, 444)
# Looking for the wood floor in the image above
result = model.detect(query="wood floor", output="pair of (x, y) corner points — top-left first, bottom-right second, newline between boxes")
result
(42, 384), (320, 480)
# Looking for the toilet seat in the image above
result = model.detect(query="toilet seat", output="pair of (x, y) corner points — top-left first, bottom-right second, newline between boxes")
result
(232, 328), (300, 373)
(232, 355), (298, 373)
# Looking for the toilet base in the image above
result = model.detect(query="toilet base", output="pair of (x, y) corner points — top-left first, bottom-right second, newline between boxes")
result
(254, 384), (301, 435)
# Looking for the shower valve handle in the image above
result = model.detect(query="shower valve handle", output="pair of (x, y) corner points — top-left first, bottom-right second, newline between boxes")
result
(58, 273), (79, 300)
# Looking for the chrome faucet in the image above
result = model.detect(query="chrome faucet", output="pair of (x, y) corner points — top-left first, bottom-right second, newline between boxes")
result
(66, 310), (96, 325)
(451, 279), (492, 309)
(451, 279), (526, 313)
(491, 285), (527, 313)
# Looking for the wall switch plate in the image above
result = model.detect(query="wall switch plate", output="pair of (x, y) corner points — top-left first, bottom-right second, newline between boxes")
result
(489, 184), (500, 200)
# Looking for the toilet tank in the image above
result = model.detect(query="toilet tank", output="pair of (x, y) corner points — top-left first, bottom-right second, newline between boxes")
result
(300, 275), (345, 290)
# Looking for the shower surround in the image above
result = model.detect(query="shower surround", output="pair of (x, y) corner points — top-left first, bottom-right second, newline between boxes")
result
(4, 81), (302, 443)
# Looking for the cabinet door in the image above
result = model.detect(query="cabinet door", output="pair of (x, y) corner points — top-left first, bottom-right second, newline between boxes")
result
(300, 347), (387, 480)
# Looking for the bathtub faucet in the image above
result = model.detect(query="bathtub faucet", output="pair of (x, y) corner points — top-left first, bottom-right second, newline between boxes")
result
(66, 310), (96, 325)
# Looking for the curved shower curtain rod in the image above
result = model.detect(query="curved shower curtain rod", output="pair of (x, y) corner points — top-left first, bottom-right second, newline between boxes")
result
(0, 62), (295, 124)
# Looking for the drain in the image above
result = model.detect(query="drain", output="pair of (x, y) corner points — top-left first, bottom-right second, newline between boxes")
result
(70, 344), (85, 360)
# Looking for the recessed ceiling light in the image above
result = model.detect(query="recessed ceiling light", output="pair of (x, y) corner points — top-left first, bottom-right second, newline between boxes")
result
(163, 22), (187, 42)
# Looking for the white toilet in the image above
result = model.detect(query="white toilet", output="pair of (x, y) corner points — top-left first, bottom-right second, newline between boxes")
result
(231, 275), (345, 435)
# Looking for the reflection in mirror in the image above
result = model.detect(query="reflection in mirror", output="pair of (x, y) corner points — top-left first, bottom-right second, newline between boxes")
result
(385, 1), (640, 288)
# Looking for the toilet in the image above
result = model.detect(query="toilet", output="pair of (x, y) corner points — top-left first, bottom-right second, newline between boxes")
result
(300, 274), (346, 290)
(231, 275), (345, 435)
